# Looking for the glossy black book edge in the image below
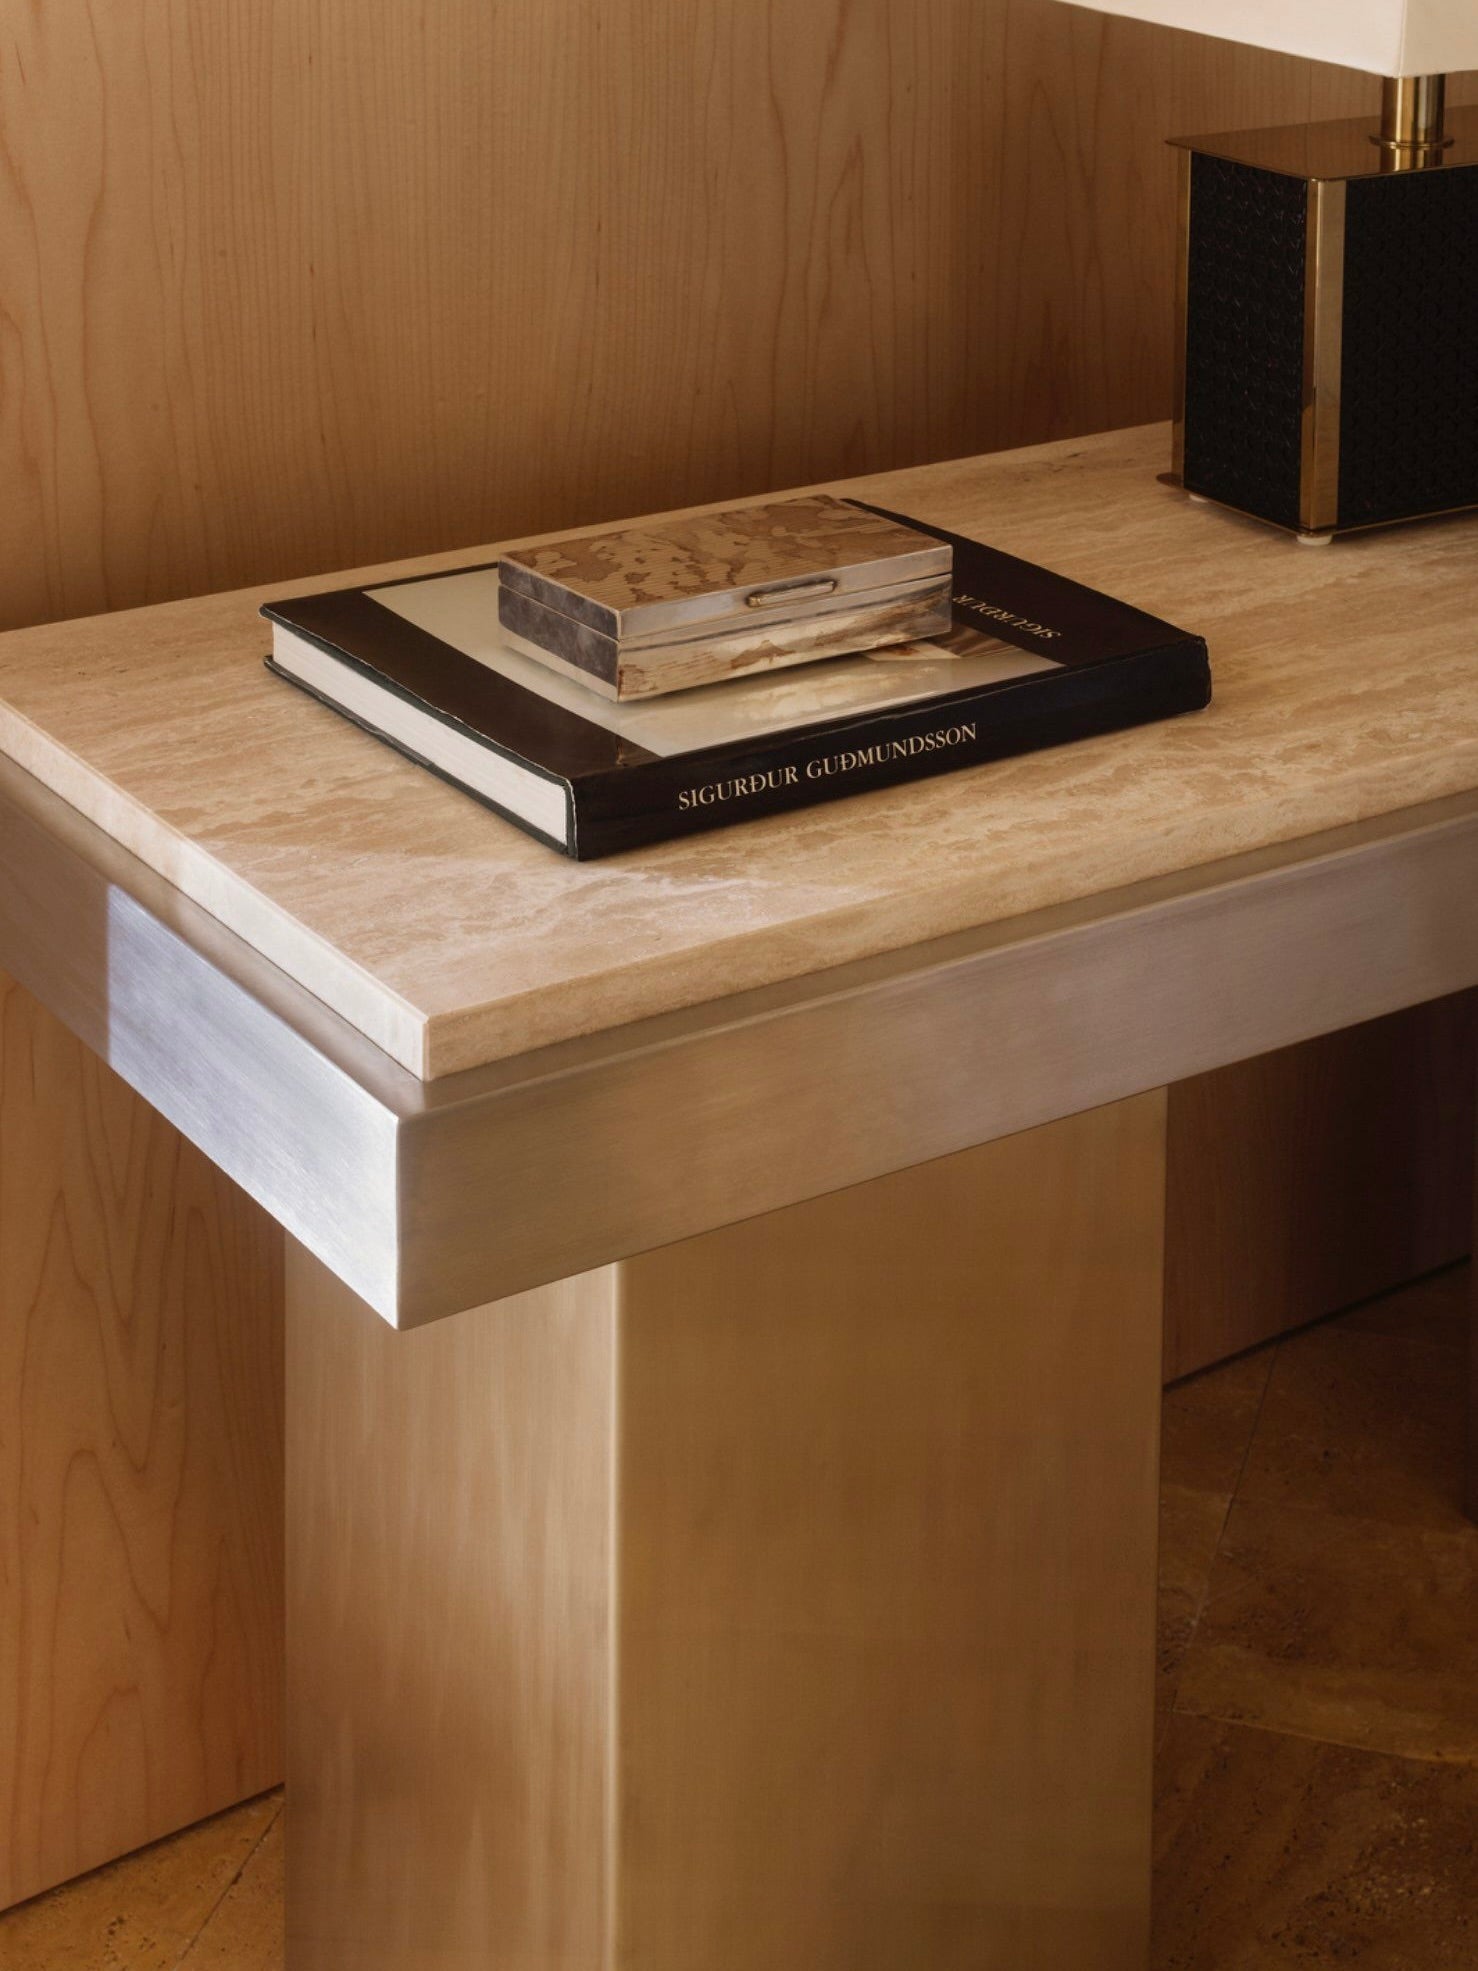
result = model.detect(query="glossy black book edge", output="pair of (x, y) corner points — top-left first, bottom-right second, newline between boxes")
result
(566, 640), (1210, 857)
(846, 500), (1194, 665)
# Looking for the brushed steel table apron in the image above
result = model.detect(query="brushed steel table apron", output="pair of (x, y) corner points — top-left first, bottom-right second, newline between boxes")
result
(0, 749), (1470, 1331)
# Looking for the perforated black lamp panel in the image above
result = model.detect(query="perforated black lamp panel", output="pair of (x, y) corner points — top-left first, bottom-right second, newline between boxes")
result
(1338, 165), (1478, 527)
(1183, 154), (1307, 530)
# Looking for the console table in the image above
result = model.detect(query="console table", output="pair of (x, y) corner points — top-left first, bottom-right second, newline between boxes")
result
(0, 424), (1473, 1969)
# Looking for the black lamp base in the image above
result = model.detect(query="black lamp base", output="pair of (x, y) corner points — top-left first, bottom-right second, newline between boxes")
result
(1170, 106), (1478, 538)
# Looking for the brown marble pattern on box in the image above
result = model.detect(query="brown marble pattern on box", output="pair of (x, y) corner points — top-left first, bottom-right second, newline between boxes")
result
(501, 577), (954, 700)
(499, 495), (944, 625)
(613, 587), (953, 698)
(0, 424), (1473, 1076)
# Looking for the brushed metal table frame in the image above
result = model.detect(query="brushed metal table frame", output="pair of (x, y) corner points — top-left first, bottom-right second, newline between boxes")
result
(0, 746), (1473, 1330)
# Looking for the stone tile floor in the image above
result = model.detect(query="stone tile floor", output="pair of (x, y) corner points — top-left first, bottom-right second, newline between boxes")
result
(1, 1263), (1470, 1969)
(1155, 1263), (1477, 1968)
(0, 1790), (282, 1969)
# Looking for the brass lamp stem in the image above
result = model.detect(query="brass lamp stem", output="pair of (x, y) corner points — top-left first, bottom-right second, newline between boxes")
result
(1378, 74), (1449, 150)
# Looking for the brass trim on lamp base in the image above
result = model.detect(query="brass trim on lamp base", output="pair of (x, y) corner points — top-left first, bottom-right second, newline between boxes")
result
(1374, 74), (1452, 154)
(1298, 176), (1345, 535)
(1169, 104), (1478, 540)
(1170, 147), (1191, 485)
(1174, 483), (1478, 543)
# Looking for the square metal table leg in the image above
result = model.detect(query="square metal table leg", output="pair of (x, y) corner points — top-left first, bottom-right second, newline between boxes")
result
(286, 1090), (1166, 1970)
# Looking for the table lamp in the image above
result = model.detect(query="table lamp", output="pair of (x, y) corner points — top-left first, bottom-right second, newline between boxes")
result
(1055, 1), (1478, 540)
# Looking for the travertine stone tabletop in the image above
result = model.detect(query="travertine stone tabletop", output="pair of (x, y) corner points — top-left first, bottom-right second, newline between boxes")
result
(0, 423), (1473, 1078)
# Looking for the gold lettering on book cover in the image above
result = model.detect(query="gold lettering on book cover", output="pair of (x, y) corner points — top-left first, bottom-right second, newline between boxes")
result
(953, 595), (1061, 640)
(676, 723), (978, 810)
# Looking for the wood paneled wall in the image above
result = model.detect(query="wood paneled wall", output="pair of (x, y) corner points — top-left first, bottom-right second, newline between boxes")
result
(0, 976), (284, 1911)
(1165, 995), (1478, 1383)
(2, 0), (1470, 632)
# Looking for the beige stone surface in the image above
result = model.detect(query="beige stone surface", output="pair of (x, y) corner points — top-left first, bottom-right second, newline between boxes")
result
(179, 1806), (284, 1968)
(0, 423), (1473, 1078)
(0, 1791), (280, 1971)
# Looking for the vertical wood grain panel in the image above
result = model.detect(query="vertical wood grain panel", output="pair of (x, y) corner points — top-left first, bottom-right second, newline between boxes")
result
(0, 973), (284, 1911)
(1, 1), (1470, 631)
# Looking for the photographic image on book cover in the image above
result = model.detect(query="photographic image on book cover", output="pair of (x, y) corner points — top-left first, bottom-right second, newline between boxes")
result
(262, 505), (1211, 858)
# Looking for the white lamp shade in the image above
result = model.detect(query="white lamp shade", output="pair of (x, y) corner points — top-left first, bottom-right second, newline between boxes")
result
(1058, 0), (1478, 76)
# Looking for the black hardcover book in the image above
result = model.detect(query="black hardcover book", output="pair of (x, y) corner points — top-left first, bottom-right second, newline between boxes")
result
(261, 505), (1211, 858)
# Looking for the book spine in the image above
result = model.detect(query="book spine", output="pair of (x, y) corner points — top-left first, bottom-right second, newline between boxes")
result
(567, 639), (1210, 859)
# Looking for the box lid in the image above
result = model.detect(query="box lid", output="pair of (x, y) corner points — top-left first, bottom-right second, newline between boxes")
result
(497, 495), (952, 646)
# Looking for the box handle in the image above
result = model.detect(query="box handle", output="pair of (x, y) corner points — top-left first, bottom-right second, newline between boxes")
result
(743, 576), (838, 609)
